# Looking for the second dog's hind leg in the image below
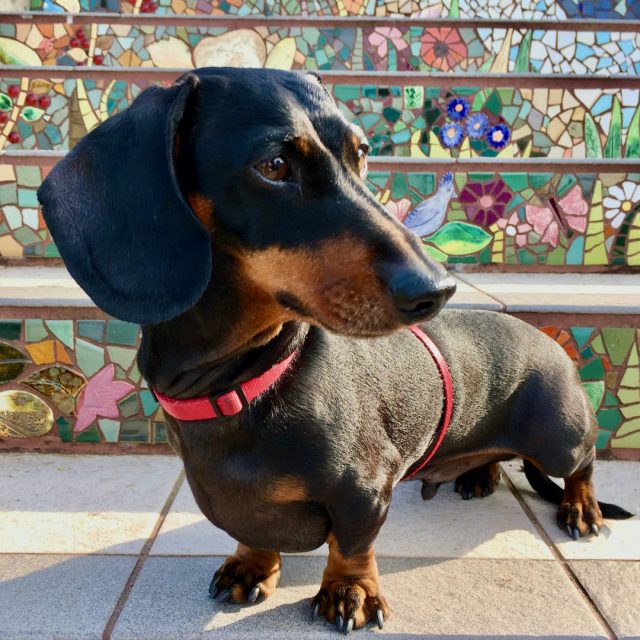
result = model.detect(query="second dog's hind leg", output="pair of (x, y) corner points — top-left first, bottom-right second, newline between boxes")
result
(454, 462), (501, 500)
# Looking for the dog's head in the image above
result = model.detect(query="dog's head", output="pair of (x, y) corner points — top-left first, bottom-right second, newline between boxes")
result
(39, 68), (455, 336)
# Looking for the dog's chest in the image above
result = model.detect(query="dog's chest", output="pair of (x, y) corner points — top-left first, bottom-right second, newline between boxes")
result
(170, 420), (331, 552)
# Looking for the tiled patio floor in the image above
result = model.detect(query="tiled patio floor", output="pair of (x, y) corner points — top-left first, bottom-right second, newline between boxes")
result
(0, 454), (638, 639)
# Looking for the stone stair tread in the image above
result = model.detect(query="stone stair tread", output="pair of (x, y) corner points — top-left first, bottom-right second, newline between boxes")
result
(458, 272), (640, 314)
(1, 265), (639, 314)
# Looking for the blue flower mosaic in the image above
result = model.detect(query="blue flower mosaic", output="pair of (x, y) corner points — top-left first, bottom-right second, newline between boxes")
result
(440, 122), (464, 148)
(447, 98), (469, 121)
(486, 124), (511, 150)
(466, 113), (489, 139)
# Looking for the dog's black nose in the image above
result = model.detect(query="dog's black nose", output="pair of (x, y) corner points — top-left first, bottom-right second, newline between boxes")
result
(387, 270), (457, 323)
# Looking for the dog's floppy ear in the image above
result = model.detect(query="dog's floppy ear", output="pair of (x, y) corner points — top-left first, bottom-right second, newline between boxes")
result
(38, 75), (211, 324)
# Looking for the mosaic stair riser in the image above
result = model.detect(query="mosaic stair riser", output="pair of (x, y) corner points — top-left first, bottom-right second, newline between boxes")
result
(2, 166), (640, 268)
(1, 21), (639, 76)
(0, 316), (638, 455)
(2, 76), (640, 161)
(24, 0), (640, 20)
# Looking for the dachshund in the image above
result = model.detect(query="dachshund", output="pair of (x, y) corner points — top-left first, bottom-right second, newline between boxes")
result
(39, 68), (632, 633)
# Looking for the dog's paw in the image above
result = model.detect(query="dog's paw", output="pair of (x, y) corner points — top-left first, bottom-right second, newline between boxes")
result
(311, 581), (390, 633)
(209, 551), (281, 604)
(557, 496), (603, 540)
(454, 462), (501, 500)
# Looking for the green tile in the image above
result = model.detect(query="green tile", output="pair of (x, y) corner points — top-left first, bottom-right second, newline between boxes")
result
(120, 419), (150, 443)
(0, 321), (21, 340)
(595, 430), (611, 449)
(580, 359), (605, 380)
(15, 165), (42, 187)
(118, 393), (140, 418)
(0, 320), (22, 340)
(14, 227), (40, 246)
(601, 328), (636, 366)
(604, 391), (619, 407)
(153, 421), (168, 444)
(76, 425), (101, 443)
(107, 321), (139, 346)
(25, 319), (48, 342)
(502, 174), (528, 191)
(98, 419), (120, 443)
(76, 339), (105, 377)
(45, 320), (74, 348)
(107, 346), (137, 371)
(597, 408), (623, 431)
(17, 188), (38, 207)
(140, 390), (159, 417)
(77, 320), (104, 342)
(56, 416), (72, 443)
(0, 183), (18, 204)
(591, 336), (605, 354)
(44, 244), (60, 258)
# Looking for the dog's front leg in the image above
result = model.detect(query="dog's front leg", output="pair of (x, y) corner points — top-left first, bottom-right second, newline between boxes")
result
(312, 533), (389, 633)
(209, 543), (282, 604)
(311, 487), (391, 633)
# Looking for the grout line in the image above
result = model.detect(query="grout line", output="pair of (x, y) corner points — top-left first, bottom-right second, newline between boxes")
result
(101, 469), (185, 640)
(502, 470), (618, 640)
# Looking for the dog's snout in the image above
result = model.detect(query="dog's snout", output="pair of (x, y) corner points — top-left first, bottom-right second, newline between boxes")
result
(386, 270), (456, 324)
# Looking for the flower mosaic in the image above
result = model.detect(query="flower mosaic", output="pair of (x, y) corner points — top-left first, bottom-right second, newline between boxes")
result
(3, 79), (639, 164)
(0, 22), (638, 75)
(0, 317), (637, 451)
(27, 0), (640, 19)
(370, 171), (640, 266)
(3, 165), (640, 267)
(0, 319), (167, 444)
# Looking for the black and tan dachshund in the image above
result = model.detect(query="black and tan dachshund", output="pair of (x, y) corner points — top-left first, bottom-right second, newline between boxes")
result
(39, 68), (632, 633)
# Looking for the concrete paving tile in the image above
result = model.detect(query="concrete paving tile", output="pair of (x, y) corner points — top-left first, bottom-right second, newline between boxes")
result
(570, 560), (640, 639)
(0, 453), (182, 554)
(152, 477), (551, 559)
(112, 556), (606, 639)
(503, 461), (640, 560)
(458, 273), (640, 314)
(0, 554), (135, 639)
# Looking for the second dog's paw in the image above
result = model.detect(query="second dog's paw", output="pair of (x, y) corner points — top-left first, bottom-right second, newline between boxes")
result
(311, 581), (390, 633)
(454, 462), (501, 500)
(209, 549), (281, 604)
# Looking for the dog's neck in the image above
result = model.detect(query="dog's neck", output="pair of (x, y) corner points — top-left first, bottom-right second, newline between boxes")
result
(138, 247), (309, 399)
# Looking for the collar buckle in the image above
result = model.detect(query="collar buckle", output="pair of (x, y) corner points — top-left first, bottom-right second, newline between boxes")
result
(209, 386), (249, 418)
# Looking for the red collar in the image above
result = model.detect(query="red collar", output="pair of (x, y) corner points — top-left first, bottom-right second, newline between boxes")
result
(154, 327), (453, 477)
(401, 326), (454, 481)
(154, 350), (298, 421)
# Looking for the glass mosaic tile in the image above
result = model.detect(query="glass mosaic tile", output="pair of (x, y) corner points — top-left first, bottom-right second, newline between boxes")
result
(2, 166), (640, 267)
(0, 321), (22, 340)
(27, 0), (640, 19)
(8, 77), (639, 162)
(0, 22), (638, 78)
(0, 318), (636, 452)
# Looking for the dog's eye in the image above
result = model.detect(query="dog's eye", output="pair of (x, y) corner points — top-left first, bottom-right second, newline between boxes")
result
(357, 144), (369, 178)
(255, 156), (289, 182)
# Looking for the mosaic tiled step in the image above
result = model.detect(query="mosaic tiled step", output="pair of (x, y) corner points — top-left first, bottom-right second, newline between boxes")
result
(0, 270), (638, 453)
(2, 73), (640, 160)
(26, 0), (640, 20)
(0, 16), (639, 75)
(2, 160), (639, 268)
